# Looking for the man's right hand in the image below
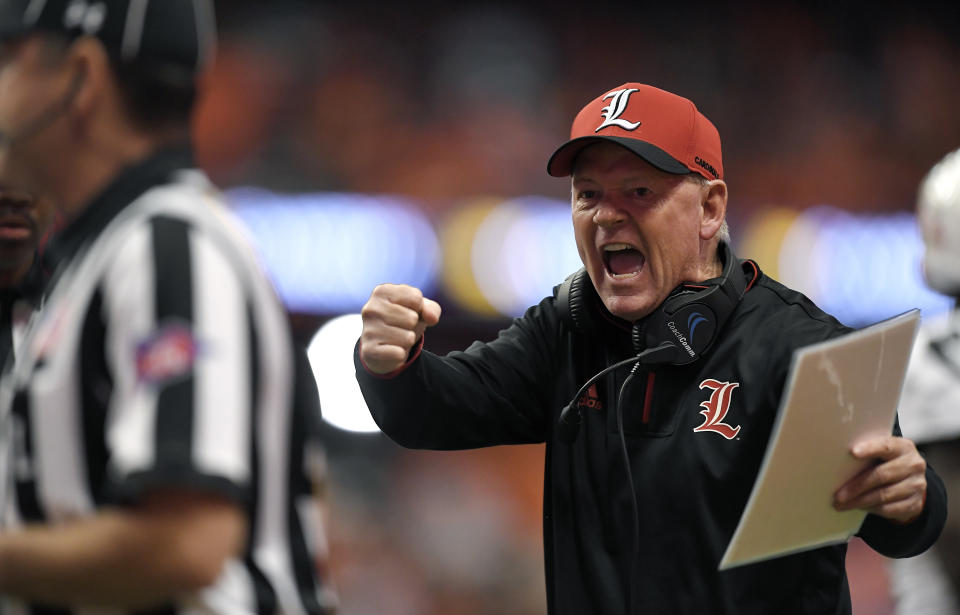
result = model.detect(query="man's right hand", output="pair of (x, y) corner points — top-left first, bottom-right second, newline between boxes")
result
(359, 284), (442, 374)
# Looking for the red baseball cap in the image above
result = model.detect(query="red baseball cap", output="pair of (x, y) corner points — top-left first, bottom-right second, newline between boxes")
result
(547, 83), (723, 181)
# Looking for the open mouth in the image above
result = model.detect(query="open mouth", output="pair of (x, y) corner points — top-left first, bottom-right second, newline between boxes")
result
(0, 192), (37, 241)
(0, 224), (31, 241)
(602, 243), (645, 278)
(0, 215), (32, 241)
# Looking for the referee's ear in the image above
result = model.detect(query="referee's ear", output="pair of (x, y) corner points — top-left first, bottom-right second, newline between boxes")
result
(61, 36), (125, 135)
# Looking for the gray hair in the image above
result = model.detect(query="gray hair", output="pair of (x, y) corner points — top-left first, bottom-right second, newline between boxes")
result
(687, 173), (730, 243)
(717, 219), (731, 243)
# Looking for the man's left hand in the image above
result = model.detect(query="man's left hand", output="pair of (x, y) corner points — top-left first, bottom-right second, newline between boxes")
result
(833, 435), (927, 524)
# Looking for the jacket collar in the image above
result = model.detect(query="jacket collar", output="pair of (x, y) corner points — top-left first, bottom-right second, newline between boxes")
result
(26, 144), (195, 301)
(42, 144), (195, 273)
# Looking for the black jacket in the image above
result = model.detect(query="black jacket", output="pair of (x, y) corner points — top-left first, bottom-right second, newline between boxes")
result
(355, 262), (946, 614)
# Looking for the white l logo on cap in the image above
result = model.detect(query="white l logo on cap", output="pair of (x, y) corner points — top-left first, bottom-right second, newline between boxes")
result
(64, 0), (106, 35)
(595, 88), (641, 132)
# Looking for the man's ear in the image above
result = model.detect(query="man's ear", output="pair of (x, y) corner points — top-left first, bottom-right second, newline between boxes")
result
(64, 37), (111, 123)
(699, 180), (728, 240)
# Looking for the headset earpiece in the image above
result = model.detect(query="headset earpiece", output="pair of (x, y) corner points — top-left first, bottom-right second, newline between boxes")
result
(557, 268), (597, 335)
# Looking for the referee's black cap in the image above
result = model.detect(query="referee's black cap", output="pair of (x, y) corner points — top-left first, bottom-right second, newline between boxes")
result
(0, 0), (216, 83)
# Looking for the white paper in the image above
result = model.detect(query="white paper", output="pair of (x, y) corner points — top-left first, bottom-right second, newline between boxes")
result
(719, 309), (921, 570)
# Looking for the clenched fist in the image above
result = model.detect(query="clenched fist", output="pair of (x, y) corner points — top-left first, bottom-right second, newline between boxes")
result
(359, 284), (442, 374)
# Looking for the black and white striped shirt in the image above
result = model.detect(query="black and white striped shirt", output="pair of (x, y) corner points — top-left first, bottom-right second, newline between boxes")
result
(0, 148), (335, 615)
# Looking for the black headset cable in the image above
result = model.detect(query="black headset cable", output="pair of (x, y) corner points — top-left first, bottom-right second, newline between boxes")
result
(616, 363), (643, 615)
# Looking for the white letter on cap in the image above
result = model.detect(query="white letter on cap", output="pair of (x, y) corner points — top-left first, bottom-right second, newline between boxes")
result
(596, 88), (641, 132)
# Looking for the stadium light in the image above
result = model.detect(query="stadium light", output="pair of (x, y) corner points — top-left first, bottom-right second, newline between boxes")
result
(306, 313), (381, 434)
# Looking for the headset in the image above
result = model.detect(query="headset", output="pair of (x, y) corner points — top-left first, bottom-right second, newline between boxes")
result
(555, 240), (749, 443)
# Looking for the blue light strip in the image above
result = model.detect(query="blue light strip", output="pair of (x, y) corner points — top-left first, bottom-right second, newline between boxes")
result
(777, 206), (953, 327)
(225, 188), (951, 325)
(227, 188), (439, 313)
(780, 206), (952, 327)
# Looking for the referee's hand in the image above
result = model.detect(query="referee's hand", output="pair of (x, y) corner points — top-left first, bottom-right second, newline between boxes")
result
(360, 283), (442, 374)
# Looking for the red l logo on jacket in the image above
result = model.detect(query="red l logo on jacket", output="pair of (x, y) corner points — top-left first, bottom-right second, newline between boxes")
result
(694, 379), (741, 440)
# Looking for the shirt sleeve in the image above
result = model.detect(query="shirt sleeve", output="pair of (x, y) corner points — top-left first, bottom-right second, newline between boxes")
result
(858, 464), (947, 558)
(355, 295), (564, 450)
(98, 215), (254, 505)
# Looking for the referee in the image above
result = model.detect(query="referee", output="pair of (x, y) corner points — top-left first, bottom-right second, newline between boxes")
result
(0, 1), (335, 613)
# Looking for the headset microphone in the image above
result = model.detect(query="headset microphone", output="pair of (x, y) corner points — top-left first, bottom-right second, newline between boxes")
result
(557, 340), (676, 444)
(0, 72), (84, 148)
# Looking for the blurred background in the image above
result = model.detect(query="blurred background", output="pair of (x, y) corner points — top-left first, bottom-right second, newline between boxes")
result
(202, 1), (960, 613)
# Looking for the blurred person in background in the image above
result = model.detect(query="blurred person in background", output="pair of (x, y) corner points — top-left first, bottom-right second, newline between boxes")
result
(0, 1), (335, 613)
(0, 186), (53, 369)
(356, 82), (946, 614)
(889, 148), (960, 614)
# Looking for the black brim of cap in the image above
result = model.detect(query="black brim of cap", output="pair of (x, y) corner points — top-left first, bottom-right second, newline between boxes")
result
(547, 135), (690, 177)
